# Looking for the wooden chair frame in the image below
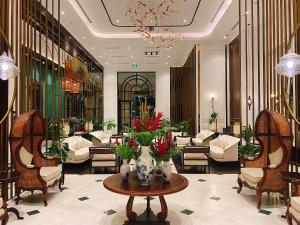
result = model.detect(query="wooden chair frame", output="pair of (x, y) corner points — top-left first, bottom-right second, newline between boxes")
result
(237, 110), (293, 209)
(9, 110), (63, 206)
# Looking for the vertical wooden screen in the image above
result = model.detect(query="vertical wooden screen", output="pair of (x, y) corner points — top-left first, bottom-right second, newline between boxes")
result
(239, 0), (300, 171)
(170, 46), (197, 136)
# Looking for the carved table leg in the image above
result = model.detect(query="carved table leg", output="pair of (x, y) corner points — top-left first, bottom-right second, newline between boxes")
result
(157, 195), (168, 221)
(126, 196), (137, 221)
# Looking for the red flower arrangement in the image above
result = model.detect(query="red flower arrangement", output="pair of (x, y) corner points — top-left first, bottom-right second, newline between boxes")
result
(150, 131), (178, 162)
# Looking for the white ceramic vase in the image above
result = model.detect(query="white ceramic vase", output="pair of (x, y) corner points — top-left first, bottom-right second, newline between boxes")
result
(160, 161), (172, 182)
(136, 146), (154, 186)
(120, 159), (130, 182)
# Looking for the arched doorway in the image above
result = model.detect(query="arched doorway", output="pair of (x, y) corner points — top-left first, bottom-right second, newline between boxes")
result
(118, 72), (156, 132)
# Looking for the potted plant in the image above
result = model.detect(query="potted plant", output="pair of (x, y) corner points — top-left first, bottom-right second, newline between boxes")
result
(239, 125), (259, 159)
(92, 117), (101, 131)
(45, 140), (69, 163)
(176, 120), (190, 136)
(150, 132), (180, 182)
(68, 117), (78, 135)
(101, 120), (117, 134)
(209, 112), (218, 132)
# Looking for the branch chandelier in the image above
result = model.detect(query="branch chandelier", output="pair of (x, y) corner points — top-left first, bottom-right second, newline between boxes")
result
(126, 0), (187, 49)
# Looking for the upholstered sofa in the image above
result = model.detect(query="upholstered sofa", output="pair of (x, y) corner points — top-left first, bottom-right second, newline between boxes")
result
(63, 136), (93, 163)
(90, 131), (111, 147)
(209, 135), (240, 162)
(0, 197), (7, 225)
(192, 130), (215, 145)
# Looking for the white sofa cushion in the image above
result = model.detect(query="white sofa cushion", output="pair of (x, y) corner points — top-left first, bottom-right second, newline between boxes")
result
(93, 154), (115, 160)
(92, 161), (115, 167)
(176, 137), (190, 146)
(291, 197), (300, 212)
(269, 147), (283, 166)
(172, 132), (182, 138)
(184, 153), (208, 160)
(184, 160), (208, 166)
(0, 197), (3, 208)
(240, 168), (263, 184)
(210, 146), (224, 159)
(290, 207), (300, 221)
(68, 147), (89, 161)
(192, 138), (203, 145)
(40, 165), (62, 182)
(0, 208), (5, 217)
(19, 146), (33, 166)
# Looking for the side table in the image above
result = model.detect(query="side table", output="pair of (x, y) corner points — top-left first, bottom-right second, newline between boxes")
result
(0, 171), (23, 220)
(181, 145), (210, 173)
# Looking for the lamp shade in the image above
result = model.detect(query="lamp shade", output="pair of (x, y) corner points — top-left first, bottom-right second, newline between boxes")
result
(0, 52), (19, 80)
(275, 52), (300, 78)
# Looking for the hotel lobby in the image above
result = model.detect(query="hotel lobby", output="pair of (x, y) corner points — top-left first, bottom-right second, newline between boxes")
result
(0, 0), (300, 224)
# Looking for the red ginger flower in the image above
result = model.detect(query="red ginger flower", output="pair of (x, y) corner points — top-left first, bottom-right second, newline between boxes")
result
(150, 112), (163, 131)
(157, 138), (168, 156)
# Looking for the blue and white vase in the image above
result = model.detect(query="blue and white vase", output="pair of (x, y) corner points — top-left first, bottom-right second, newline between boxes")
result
(136, 146), (154, 186)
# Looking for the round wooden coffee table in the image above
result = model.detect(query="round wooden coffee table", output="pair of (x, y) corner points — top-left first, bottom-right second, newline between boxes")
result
(103, 172), (188, 224)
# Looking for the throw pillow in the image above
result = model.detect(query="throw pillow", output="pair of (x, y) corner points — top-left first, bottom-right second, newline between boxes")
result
(19, 146), (33, 166)
(268, 147), (283, 166)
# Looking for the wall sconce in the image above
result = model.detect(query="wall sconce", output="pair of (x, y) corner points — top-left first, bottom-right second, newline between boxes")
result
(211, 96), (215, 112)
(247, 96), (252, 110)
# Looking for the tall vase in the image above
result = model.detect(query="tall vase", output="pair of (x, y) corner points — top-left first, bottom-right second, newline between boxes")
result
(136, 146), (154, 186)
(120, 159), (130, 182)
(160, 161), (172, 182)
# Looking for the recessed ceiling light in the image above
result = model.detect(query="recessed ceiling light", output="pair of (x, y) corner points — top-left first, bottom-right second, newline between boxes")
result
(130, 56), (134, 58)
(105, 62), (109, 65)
(100, 56), (102, 58)
(167, 55), (170, 58)
(183, 19), (187, 23)
(150, 20), (153, 23)
(166, 62), (169, 65)
(127, 46), (131, 50)
(92, 46), (95, 50)
(61, 11), (65, 15)
(116, 19), (120, 23)
(83, 36), (86, 39)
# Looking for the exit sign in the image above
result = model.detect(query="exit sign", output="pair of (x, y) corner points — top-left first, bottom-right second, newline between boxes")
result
(132, 63), (139, 68)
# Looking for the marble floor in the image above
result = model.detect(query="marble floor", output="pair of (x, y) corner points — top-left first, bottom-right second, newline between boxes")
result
(7, 172), (288, 225)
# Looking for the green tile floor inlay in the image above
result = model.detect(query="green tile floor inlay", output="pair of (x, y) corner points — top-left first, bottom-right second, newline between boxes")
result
(198, 179), (206, 182)
(232, 187), (239, 190)
(181, 209), (194, 215)
(210, 197), (221, 201)
(78, 197), (89, 201)
(96, 179), (103, 182)
(258, 209), (272, 215)
(27, 210), (40, 216)
(105, 209), (116, 215)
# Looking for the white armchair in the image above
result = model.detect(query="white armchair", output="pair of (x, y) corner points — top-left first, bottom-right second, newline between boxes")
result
(63, 136), (93, 164)
(90, 130), (111, 147)
(192, 130), (215, 146)
(209, 135), (240, 162)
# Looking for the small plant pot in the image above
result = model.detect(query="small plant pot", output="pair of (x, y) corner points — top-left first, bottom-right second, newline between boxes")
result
(120, 159), (130, 182)
(247, 156), (254, 160)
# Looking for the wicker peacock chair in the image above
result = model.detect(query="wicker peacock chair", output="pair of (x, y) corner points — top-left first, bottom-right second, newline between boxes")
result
(9, 110), (63, 206)
(237, 109), (293, 209)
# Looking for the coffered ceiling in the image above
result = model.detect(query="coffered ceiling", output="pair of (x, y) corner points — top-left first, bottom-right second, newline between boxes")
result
(57, 0), (239, 70)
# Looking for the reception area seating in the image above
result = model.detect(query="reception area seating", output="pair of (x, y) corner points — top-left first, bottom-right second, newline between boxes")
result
(63, 136), (93, 164)
(90, 130), (111, 147)
(209, 135), (240, 162)
(89, 147), (118, 173)
(192, 130), (215, 145)
(237, 110), (293, 209)
(181, 146), (210, 173)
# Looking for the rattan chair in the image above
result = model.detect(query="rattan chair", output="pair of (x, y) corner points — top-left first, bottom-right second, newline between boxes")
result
(9, 111), (63, 206)
(0, 197), (7, 225)
(237, 110), (293, 209)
